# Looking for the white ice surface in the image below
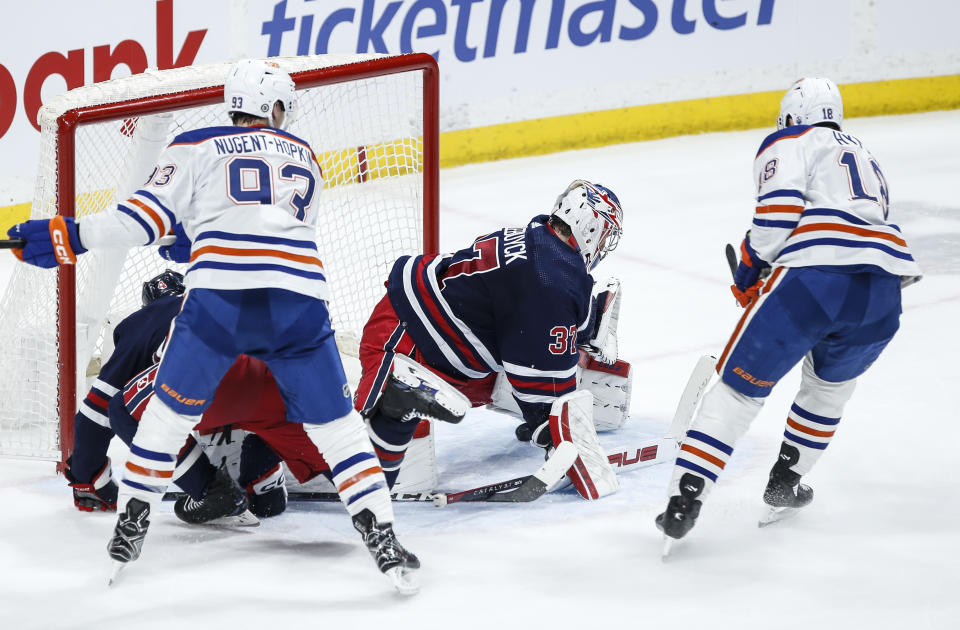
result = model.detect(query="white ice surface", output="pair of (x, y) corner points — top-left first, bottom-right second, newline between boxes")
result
(1, 111), (958, 630)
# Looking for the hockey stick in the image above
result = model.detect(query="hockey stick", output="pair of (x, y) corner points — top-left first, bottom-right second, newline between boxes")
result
(724, 243), (738, 280)
(161, 436), (675, 508)
(666, 355), (717, 443)
(163, 443), (578, 509)
(1, 236), (173, 250)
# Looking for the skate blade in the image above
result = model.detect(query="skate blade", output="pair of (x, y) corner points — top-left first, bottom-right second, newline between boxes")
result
(386, 566), (420, 596)
(202, 509), (260, 528)
(758, 506), (799, 528)
(661, 536), (674, 560)
(108, 561), (126, 587)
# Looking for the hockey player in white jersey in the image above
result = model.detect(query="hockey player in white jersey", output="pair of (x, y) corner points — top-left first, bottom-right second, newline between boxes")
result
(656, 78), (922, 541)
(8, 59), (419, 593)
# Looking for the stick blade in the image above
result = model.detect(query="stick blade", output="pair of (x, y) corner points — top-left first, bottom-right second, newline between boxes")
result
(725, 243), (738, 280)
(666, 355), (717, 442)
(487, 441), (578, 503)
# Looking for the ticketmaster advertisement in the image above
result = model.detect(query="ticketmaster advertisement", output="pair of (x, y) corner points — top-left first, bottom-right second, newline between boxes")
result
(0, 0), (957, 187)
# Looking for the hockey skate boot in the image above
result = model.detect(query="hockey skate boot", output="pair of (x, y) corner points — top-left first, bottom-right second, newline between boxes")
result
(379, 354), (469, 424)
(352, 508), (421, 595)
(655, 473), (705, 540)
(108, 498), (151, 563)
(174, 465), (255, 525)
(763, 443), (813, 509)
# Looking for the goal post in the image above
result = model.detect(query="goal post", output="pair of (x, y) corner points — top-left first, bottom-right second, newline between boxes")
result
(0, 53), (439, 466)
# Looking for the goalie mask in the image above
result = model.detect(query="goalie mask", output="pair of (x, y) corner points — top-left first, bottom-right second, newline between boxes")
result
(225, 59), (297, 130)
(552, 180), (623, 272)
(777, 77), (843, 130)
(142, 269), (185, 306)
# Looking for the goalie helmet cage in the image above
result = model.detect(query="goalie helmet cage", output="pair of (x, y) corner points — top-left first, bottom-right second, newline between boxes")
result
(0, 53), (439, 467)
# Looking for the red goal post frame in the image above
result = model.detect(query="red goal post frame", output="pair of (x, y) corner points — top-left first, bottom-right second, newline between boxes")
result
(52, 53), (440, 470)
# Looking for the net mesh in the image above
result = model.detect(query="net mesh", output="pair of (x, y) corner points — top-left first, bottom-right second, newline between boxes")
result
(0, 54), (429, 460)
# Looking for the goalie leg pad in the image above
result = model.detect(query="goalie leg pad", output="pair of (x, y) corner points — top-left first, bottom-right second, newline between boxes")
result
(379, 354), (470, 424)
(578, 356), (632, 431)
(548, 390), (619, 500)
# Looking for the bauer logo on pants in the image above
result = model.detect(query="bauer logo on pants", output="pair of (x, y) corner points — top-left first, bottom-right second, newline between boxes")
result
(160, 383), (206, 407)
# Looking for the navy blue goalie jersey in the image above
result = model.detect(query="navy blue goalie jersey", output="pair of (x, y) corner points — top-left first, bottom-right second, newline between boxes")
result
(386, 214), (595, 425)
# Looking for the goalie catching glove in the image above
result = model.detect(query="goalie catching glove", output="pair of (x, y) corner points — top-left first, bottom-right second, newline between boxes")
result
(578, 277), (621, 364)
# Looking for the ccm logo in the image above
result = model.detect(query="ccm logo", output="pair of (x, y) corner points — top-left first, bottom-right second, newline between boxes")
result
(607, 446), (658, 468)
(732, 366), (775, 388)
(51, 227), (73, 264)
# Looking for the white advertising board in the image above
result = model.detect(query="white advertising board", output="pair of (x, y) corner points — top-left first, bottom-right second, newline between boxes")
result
(0, 0), (957, 182)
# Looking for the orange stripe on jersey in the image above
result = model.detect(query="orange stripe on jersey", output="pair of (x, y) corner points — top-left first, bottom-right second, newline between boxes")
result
(716, 267), (784, 372)
(125, 461), (174, 478)
(755, 204), (804, 214)
(681, 444), (726, 469)
(337, 466), (383, 493)
(790, 223), (907, 247)
(786, 417), (835, 438)
(190, 245), (325, 268)
(128, 198), (166, 237)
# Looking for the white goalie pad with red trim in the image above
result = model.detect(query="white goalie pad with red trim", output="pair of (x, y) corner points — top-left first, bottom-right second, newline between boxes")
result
(578, 353), (632, 431)
(488, 356), (632, 432)
(548, 390), (619, 500)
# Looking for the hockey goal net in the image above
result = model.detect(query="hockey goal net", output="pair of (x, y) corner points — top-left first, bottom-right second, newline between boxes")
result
(0, 53), (439, 464)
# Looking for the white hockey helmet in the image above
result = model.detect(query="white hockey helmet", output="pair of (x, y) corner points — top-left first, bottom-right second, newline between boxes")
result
(777, 77), (843, 130)
(551, 180), (623, 272)
(224, 59), (297, 129)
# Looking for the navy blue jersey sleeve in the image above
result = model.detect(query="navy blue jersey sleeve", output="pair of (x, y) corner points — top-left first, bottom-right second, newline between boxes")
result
(74, 295), (181, 430)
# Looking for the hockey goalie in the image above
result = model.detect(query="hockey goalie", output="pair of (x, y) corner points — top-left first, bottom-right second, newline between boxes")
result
(353, 179), (628, 499)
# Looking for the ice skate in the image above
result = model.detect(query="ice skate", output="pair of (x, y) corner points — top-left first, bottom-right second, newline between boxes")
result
(655, 473), (704, 558)
(352, 508), (421, 595)
(379, 354), (469, 425)
(107, 497), (151, 585)
(759, 443), (813, 528)
(174, 465), (259, 527)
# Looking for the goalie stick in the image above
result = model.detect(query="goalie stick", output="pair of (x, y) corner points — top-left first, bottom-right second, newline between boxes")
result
(161, 435), (677, 508)
(163, 442), (578, 509)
